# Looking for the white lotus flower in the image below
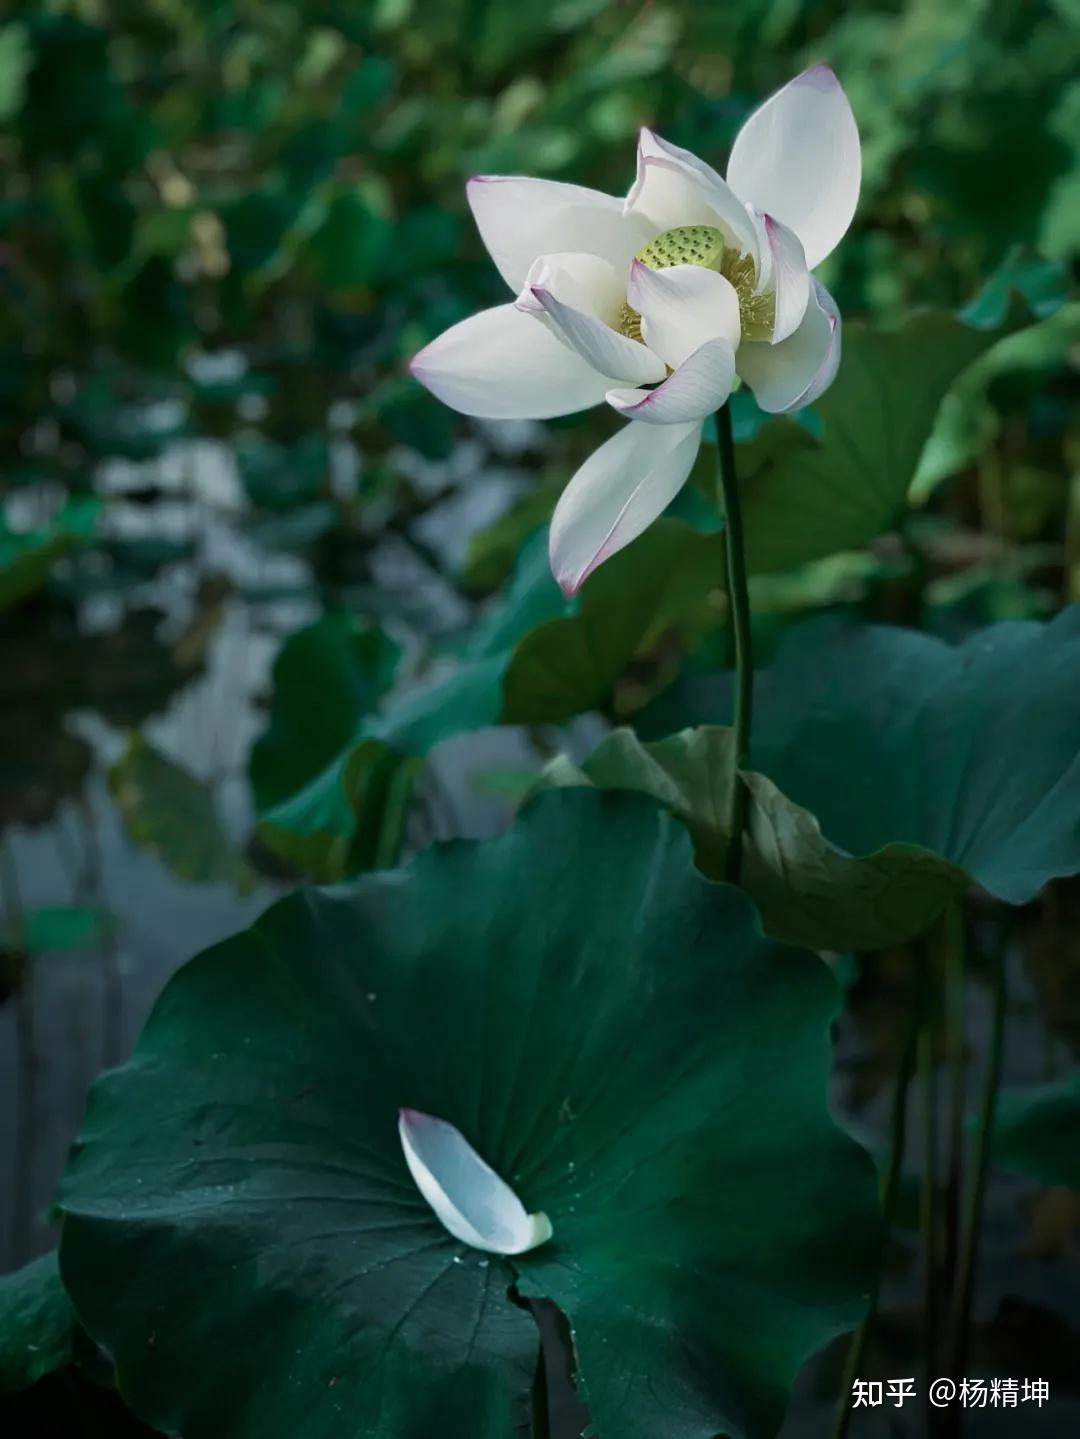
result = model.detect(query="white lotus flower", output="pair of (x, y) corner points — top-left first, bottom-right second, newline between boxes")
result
(410, 66), (860, 595)
(398, 1108), (553, 1255)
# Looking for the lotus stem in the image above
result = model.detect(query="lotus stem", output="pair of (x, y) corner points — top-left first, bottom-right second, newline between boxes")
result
(943, 904), (967, 1312)
(946, 923), (1008, 1386)
(832, 996), (920, 1439)
(374, 760), (421, 870)
(715, 403), (752, 883)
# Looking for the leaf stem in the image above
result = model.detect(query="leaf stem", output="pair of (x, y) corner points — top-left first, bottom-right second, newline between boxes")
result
(942, 905), (967, 1312)
(946, 923), (1008, 1383)
(715, 403), (752, 884)
(831, 997), (920, 1439)
(374, 760), (420, 870)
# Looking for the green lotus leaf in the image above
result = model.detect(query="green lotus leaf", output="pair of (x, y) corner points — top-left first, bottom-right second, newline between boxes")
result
(499, 522), (720, 725)
(256, 522), (722, 880)
(912, 301), (1080, 502)
(989, 1074), (1080, 1189)
(251, 535), (559, 879)
(109, 735), (254, 895)
(254, 655), (507, 881)
(57, 790), (879, 1439)
(0, 1251), (78, 1392)
(0, 1252), (158, 1431)
(539, 728), (964, 951)
(250, 612), (402, 814)
(738, 250), (1067, 575)
(642, 609), (1080, 918)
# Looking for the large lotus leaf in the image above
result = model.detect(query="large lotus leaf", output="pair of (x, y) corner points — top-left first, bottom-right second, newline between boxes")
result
(540, 728), (965, 951)
(738, 251), (1066, 575)
(0, 1251), (77, 1392)
(256, 523), (723, 880)
(642, 609), (1080, 910)
(57, 790), (879, 1439)
(989, 1074), (1080, 1189)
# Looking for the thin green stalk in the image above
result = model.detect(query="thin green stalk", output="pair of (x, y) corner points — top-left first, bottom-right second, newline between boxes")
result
(715, 403), (752, 884)
(831, 1004), (920, 1439)
(942, 905), (967, 1306)
(947, 927), (1008, 1383)
(374, 761), (420, 870)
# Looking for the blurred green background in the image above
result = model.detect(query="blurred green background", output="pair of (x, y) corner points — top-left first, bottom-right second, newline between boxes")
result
(1, 2), (1079, 1431)
(3, 0), (1078, 589)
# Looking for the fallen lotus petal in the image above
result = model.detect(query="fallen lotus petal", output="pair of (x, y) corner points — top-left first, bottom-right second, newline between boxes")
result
(398, 1108), (553, 1254)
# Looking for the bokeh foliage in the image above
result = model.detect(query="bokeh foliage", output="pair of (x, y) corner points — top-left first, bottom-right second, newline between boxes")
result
(3, 0), (1078, 532)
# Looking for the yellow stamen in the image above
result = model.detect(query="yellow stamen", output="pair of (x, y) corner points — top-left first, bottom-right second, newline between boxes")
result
(619, 224), (774, 342)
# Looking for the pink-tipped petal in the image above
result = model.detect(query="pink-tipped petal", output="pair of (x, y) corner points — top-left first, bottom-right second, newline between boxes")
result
(606, 337), (736, 425)
(626, 128), (760, 263)
(515, 250), (627, 323)
(627, 261), (741, 370)
(398, 1109), (552, 1255)
(467, 175), (649, 293)
(736, 278), (840, 414)
(409, 303), (615, 420)
(727, 65), (861, 271)
(762, 214), (810, 344)
(549, 418), (703, 594)
(525, 286), (666, 385)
